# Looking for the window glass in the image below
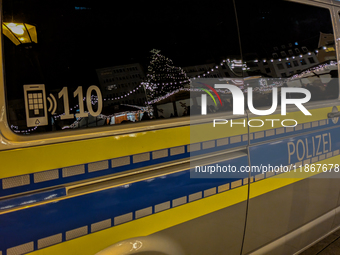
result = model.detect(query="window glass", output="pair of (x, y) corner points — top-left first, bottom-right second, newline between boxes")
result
(236, 0), (338, 109)
(277, 63), (284, 70)
(308, 57), (316, 64)
(3, 0), (241, 134)
(300, 59), (307, 65)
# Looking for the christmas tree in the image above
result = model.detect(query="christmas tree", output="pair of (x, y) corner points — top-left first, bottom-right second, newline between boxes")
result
(144, 49), (190, 100)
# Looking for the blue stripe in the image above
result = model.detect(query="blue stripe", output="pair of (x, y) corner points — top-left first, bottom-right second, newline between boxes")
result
(249, 125), (340, 176)
(0, 155), (248, 252)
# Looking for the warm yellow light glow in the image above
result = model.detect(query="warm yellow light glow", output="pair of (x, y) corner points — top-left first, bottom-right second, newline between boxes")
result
(7, 23), (25, 35)
(2, 22), (38, 45)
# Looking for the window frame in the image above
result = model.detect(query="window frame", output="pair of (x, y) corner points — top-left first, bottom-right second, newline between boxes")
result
(0, 0), (339, 147)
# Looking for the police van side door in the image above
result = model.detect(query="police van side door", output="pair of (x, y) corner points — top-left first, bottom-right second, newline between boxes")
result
(236, 0), (340, 254)
(0, 1), (251, 255)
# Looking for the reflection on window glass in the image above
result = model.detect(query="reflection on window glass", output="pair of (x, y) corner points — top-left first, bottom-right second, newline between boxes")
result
(236, 0), (338, 109)
(277, 63), (284, 70)
(3, 0), (241, 134)
(300, 59), (307, 65)
(4, 0), (338, 135)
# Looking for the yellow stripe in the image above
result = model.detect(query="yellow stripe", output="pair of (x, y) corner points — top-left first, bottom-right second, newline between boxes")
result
(0, 106), (329, 179)
(0, 121), (247, 179)
(27, 185), (248, 255)
(190, 119), (247, 143)
(0, 126), (188, 179)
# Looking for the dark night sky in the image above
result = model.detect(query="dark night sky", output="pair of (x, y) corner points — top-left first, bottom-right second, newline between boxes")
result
(3, 0), (239, 71)
(2, 0), (334, 91)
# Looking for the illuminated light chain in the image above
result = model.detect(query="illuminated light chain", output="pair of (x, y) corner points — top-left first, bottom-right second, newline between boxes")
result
(13, 83), (286, 133)
(289, 62), (337, 80)
(15, 51), (329, 131)
(190, 59), (246, 79)
(11, 124), (38, 134)
(55, 50), (332, 119)
(62, 116), (85, 129)
(146, 79), (286, 105)
(190, 49), (323, 80)
(98, 51), (324, 103)
(146, 87), (190, 104)
(145, 51), (190, 99)
(104, 84), (144, 101)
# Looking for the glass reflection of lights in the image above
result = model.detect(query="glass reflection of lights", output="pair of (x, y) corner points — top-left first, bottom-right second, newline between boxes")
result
(8, 23), (25, 35)
(130, 241), (143, 251)
(2, 22), (38, 45)
(20, 200), (36, 205)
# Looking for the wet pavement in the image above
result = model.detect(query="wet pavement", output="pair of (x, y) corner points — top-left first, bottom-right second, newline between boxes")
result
(299, 229), (340, 255)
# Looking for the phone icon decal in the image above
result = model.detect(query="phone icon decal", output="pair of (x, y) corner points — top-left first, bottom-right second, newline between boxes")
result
(24, 84), (48, 127)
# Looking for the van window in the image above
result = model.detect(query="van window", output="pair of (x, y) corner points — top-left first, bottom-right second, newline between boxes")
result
(2, 0), (241, 135)
(236, 0), (338, 109)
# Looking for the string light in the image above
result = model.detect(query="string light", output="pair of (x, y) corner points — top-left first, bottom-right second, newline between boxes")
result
(145, 50), (190, 100)
(11, 125), (38, 134)
(289, 61), (337, 80)
(15, 47), (333, 133)
(97, 51), (304, 103)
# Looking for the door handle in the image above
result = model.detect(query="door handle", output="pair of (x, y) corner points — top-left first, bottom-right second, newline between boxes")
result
(327, 112), (340, 118)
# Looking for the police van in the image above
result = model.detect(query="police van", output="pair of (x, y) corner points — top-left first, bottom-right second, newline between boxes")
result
(1, 0), (340, 254)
